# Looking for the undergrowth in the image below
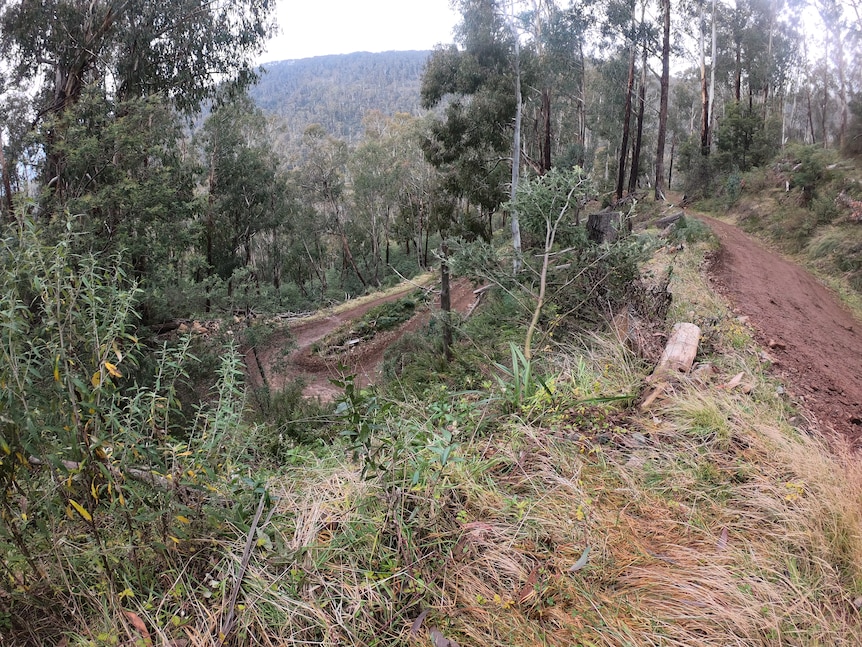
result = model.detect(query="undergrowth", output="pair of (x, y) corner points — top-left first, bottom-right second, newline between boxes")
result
(4, 215), (862, 646)
(711, 146), (862, 311)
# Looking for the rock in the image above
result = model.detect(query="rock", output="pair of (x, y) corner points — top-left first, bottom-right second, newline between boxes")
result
(692, 363), (716, 382)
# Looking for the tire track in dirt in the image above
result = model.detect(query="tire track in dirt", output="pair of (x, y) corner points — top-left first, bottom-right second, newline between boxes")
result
(247, 278), (480, 400)
(701, 214), (862, 443)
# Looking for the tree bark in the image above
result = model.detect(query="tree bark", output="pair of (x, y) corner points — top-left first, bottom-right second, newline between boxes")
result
(0, 132), (13, 216)
(708, 0), (717, 149)
(699, 2), (710, 155)
(540, 87), (552, 174)
(510, 33), (523, 273)
(654, 0), (672, 200)
(629, 37), (648, 194)
(440, 240), (452, 362)
(616, 4), (637, 201)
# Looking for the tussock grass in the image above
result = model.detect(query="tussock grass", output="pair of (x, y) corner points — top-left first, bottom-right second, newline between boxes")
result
(19, 242), (862, 646)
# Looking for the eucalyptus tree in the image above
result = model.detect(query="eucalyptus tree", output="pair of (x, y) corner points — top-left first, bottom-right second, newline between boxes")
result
(421, 0), (521, 259)
(0, 0), (276, 190)
(295, 125), (368, 291)
(196, 94), (291, 311)
(655, 0), (672, 199)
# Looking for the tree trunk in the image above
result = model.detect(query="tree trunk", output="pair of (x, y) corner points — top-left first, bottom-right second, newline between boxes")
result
(654, 0), (672, 201)
(338, 228), (367, 288)
(0, 133), (13, 216)
(667, 133), (676, 190)
(541, 87), (552, 174)
(629, 37), (648, 194)
(616, 4), (637, 201)
(699, 2), (710, 156)
(837, 29), (848, 149)
(806, 84), (817, 145)
(708, 0), (717, 150)
(821, 39), (829, 147)
(510, 34), (523, 273)
(577, 41), (587, 168)
(440, 240), (452, 363)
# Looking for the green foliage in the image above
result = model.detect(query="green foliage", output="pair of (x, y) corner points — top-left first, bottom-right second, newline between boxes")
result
(36, 89), (197, 318)
(678, 135), (716, 199)
(715, 103), (781, 172)
(844, 98), (862, 158)
(667, 216), (716, 245)
(1, 0), (275, 117)
(249, 380), (335, 450)
(333, 373), (463, 485)
(493, 342), (552, 411)
(420, 1), (517, 224)
(782, 144), (836, 205)
(0, 214), (251, 630)
(507, 166), (592, 249)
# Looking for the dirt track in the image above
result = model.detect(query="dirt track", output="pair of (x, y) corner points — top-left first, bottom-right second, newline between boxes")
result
(247, 278), (479, 400)
(702, 215), (862, 443)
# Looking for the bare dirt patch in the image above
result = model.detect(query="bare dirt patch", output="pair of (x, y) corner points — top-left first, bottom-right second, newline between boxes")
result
(702, 214), (862, 443)
(246, 279), (481, 400)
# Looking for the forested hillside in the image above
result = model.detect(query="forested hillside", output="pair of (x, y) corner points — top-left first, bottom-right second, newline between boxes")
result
(2, 0), (862, 644)
(251, 51), (431, 145)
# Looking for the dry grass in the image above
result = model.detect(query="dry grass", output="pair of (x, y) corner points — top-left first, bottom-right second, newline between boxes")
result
(35, 241), (862, 646)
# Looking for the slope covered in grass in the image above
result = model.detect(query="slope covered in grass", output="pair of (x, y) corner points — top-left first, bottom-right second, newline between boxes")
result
(4, 218), (862, 646)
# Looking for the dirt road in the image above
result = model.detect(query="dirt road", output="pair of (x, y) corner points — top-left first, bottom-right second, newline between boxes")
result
(247, 278), (480, 400)
(702, 215), (862, 443)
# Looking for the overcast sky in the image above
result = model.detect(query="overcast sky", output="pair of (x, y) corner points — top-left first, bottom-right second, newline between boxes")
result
(260, 0), (460, 63)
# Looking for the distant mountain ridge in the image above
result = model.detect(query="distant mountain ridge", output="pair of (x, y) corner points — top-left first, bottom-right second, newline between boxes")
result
(251, 50), (432, 145)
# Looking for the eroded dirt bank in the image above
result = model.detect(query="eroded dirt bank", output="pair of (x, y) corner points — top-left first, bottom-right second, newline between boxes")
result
(702, 214), (862, 443)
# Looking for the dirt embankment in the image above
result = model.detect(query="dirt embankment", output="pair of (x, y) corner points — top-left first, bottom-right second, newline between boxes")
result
(246, 278), (480, 400)
(702, 214), (862, 443)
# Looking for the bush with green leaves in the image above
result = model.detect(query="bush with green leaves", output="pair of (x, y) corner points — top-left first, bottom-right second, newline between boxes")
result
(0, 214), (250, 638)
(667, 216), (716, 245)
(783, 144), (836, 205)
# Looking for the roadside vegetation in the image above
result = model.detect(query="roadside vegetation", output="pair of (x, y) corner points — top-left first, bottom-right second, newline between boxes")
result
(3, 0), (862, 644)
(5, 181), (862, 645)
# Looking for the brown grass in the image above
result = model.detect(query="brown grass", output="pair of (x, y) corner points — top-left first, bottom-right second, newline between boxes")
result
(23, 240), (862, 647)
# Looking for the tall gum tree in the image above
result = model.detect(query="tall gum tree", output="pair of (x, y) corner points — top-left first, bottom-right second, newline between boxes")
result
(421, 0), (521, 267)
(0, 0), (276, 186)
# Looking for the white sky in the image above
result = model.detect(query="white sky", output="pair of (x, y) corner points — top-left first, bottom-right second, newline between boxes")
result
(260, 0), (461, 63)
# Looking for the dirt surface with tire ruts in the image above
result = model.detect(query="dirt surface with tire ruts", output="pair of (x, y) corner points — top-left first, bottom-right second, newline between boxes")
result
(702, 214), (862, 444)
(246, 278), (480, 401)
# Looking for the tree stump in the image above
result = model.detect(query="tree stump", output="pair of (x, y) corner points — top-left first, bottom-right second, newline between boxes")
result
(587, 211), (623, 243)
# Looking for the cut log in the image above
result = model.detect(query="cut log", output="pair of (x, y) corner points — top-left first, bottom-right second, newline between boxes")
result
(641, 322), (701, 410)
(587, 211), (623, 243)
(650, 322), (701, 379)
(655, 212), (684, 228)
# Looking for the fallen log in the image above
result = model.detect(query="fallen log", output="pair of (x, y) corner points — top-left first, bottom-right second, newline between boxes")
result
(652, 322), (701, 378)
(641, 322), (701, 410)
(655, 212), (684, 228)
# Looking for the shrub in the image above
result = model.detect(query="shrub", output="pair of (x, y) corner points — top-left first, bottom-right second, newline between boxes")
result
(0, 214), (249, 637)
